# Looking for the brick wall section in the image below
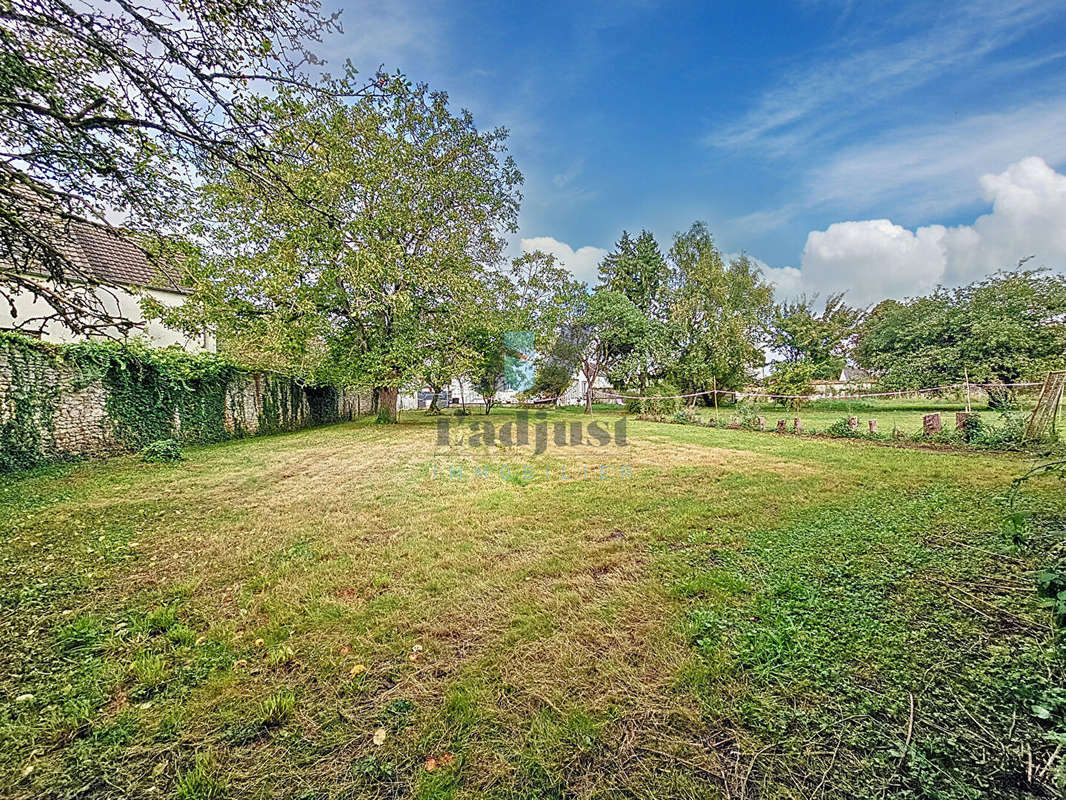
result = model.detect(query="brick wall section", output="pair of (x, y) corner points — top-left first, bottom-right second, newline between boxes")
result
(0, 335), (372, 467)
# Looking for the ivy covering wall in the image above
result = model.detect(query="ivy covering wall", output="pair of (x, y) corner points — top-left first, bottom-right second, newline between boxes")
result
(0, 333), (367, 472)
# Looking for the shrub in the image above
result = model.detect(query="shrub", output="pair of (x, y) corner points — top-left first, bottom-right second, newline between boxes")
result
(968, 412), (1028, 451)
(140, 438), (183, 463)
(766, 362), (814, 410)
(671, 408), (699, 425)
(824, 417), (884, 440)
(825, 418), (860, 438)
(624, 381), (682, 416)
(957, 412), (983, 442)
(986, 383), (1018, 410)
(735, 400), (762, 430)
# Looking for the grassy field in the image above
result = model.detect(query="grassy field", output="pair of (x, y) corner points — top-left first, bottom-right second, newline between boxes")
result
(1, 409), (1065, 799)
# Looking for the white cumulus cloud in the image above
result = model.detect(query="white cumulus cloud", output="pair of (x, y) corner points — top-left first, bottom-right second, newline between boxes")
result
(520, 236), (608, 285)
(765, 156), (1066, 305)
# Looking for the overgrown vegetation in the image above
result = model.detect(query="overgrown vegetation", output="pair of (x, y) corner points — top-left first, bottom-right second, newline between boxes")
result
(854, 270), (1066, 392)
(0, 333), (351, 472)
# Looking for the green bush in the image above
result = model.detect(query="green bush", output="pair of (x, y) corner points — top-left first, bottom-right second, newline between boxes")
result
(968, 412), (1028, 451)
(766, 361), (815, 410)
(735, 400), (761, 430)
(140, 438), (183, 463)
(825, 418), (861, 438)
(824, 417), (884, 440)
(624, 381), (682, 416)
(671, 408), (699, 425)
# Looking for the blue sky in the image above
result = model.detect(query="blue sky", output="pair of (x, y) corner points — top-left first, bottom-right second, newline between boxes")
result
(319, 0), (1066, 304)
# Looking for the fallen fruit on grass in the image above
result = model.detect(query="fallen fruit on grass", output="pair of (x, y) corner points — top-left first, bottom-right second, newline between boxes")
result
(254, 638), (265, 648)
(438, 753), (454, 766)
(340, 645), (351, 655)
(425, 757), (437, 772)
(373, 727), (387, 745)
(350, 664), (366, 676)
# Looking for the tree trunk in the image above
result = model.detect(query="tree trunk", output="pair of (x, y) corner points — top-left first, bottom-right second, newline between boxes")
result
(584, 384), (593, 414)
(375, 386), (399, 423)
(484, 396), (495, 415)
(427, 384), (442, 415)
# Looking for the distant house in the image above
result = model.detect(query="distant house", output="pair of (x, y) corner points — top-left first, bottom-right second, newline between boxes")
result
(810, 366), (876, 396)
(0, 222), (213, 352)
(397, 370), (618, 411)
(839, 366), (874, 384)
(558, 372), (615, 407)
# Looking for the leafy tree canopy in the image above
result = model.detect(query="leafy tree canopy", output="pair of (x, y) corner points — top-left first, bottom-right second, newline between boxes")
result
(853, 269), (1066, 391)
(597, 229), (669, 319)
(0, 0), (372, 335)
(666, 223), (773, 396)
(769, 292), (861, 380)
(157, 79), (522, 420)
(569, 289), (647, 412)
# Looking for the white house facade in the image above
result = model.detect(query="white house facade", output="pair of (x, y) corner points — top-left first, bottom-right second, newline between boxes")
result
(1, 223), (213, 352)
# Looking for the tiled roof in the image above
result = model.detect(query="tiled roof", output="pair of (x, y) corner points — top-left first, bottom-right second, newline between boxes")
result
(66, 223), (187, 294)
(840, 366), (874, 382)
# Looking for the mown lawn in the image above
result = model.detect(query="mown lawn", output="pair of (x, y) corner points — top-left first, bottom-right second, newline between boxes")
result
(1, 409), (1064, 799)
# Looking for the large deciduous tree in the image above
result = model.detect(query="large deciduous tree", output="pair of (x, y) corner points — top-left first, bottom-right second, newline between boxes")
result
(567, 289), (646, 413)
(160, 80), (522, 420)
(853, 269), (1066, 398)
(0, 0), (368, 335)
(667, 223), (773, 399)
(768, 293), (860, 380)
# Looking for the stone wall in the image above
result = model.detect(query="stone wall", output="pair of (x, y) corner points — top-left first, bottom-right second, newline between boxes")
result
(0, 333), (372, 470)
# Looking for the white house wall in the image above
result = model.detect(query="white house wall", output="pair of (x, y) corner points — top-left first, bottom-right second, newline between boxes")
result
(0, 280), (214, 352)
